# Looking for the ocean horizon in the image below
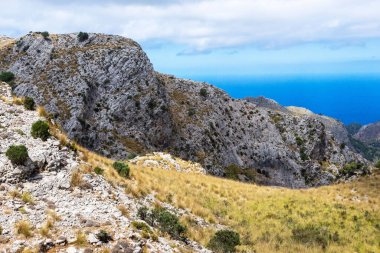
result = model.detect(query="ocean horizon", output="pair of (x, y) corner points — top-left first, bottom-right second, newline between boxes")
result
(181, 73), (380, 125)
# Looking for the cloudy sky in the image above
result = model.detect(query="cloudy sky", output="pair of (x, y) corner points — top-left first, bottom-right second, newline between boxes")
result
(1, 0), (380, 76)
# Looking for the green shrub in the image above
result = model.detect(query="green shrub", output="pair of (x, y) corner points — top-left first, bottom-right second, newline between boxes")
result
(24, 97), (35, 110)
(375, 160), (380, 169)
(300, 147), (309, 161)
(41, 31), (49, 39)
(6, 145), (28, 165)
(200, 88), (208, 97)
(295, 136), (304, 146)
(127, 153), (137, 160)
(94, 167), (104, 175)
(340, 162), (364, 177)
(0, 71), (15, 82)
(131, 221), (151, 233)
(188, 108), (196, 116)
(77, 32), (89, 42)
(292, 224), (339, 249)
(113, 161), (130, 178)
(138, 206), (186, 240)
(96, 230), (112, 243)
(137, 206), (149, 221)
(208, 229), (241, 253)
(153, 207), (186, 239)
(31, 120), (50, 141)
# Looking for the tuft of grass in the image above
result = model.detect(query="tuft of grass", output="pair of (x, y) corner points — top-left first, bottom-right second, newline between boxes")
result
(21, 192), (35, 205)
(117, 205), (130, 217)
(74, 230), (87, 246)
(39, 219), (54, 237)
(15, 220), (33, 238)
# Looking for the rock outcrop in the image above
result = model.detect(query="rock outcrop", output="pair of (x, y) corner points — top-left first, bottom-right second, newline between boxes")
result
(0, 32), (368, 187)
(0, 82), (211, 252)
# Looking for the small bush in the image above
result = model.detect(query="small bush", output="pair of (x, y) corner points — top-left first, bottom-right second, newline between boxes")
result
(6, 145), (28, 165)
(295, 137), (304, 146)
(208, 229), (241, 253)
(127, 153), (137, 160)
(113, 161), (130, 178)
(340, 162), (365, 177)
(24, 97), (35, 110)
(0, 71), (15, 82)
(78, 32), (89, 42)
(94, 167), (104, 175)
(132, 221), (151, 233)
(138, 206), (186, 240)
(31, 120), (50, 141)
(188, 108), (196, 116)
(200, 88), (208, 97)
(41, 31), (49, 39)
(155, 208), (186, 239)
(375, 160), (380, 169)
(300, 147), (309, 161)
(137, 206), (149, 221)
(96, 230), (113, 243)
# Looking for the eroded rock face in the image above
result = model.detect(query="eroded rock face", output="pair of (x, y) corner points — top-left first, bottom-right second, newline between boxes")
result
(0, 82), (211, 253)
(0, 32), (368, 187)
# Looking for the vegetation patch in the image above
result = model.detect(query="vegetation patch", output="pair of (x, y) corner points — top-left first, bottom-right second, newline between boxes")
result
(224, 164), (255, 181)
(31, 120), (50, 141)
(340, 162), (368, 177)
(77, 32), (89, 42)
(291, 224), (339, 249)
(208, 229), (241, 253)
(138, 206), (186, 240)
(6, 145), (28, 165)
(0, 71), (15, 82)
(113, 161), (130, 178)
(24, 97), (35, 110)
(96, 230), (113, 243)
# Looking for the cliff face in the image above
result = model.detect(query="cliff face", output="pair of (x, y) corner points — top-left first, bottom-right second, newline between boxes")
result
(0, 32), (368, 187)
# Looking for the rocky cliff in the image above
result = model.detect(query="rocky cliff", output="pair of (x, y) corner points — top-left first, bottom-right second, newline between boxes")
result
(0, 32), (369, 188)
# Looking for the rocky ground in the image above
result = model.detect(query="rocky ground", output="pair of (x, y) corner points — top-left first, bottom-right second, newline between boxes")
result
(0, 82), (212, 252)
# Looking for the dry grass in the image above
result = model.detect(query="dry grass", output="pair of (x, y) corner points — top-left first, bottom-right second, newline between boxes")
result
(39, 219), (54, 237)
(74, 230), (88, 246)
(15, 220), (33, 238)
(21, 192), (35, 204)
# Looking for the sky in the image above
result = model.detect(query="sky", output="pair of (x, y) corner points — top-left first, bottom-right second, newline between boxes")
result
(1, 0), (380, 76)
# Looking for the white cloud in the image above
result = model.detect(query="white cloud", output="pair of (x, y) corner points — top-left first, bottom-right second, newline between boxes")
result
(1, 0), (380, 51)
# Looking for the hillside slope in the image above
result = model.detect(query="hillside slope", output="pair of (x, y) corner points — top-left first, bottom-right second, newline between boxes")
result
(0, 32), (368, 188)
(0, 82), (211, 252)
(0, 82), (379, 253)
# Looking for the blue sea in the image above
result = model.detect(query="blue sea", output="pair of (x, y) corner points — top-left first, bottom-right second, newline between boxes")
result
(182, 74), (380, 125)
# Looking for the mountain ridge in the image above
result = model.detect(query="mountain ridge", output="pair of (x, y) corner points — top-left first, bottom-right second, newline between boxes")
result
(0, 32), (370, 188)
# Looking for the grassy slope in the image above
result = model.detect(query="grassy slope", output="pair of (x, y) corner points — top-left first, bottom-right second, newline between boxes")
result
(70, 136), (379, 253)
